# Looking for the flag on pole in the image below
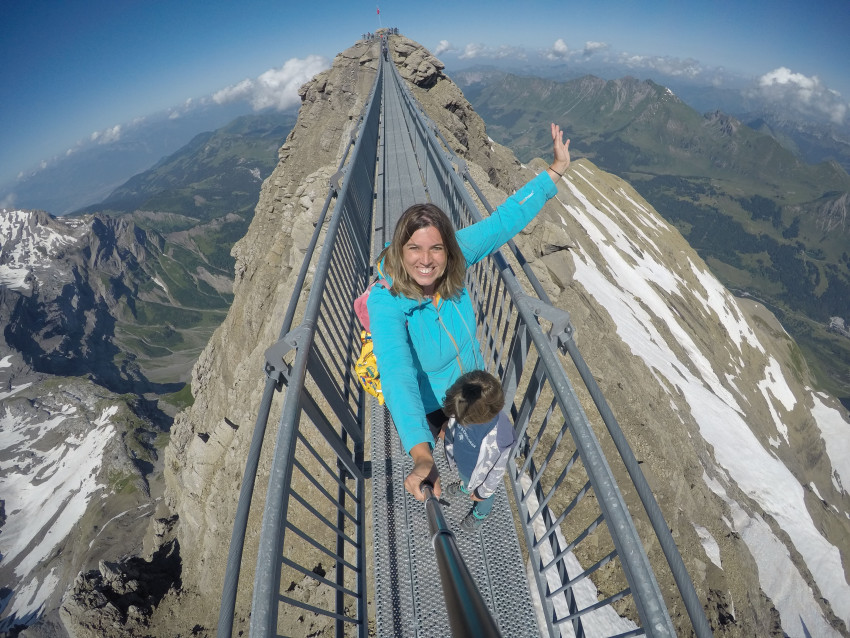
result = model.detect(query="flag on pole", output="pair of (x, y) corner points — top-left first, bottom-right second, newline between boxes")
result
(377, 6), (380, 14)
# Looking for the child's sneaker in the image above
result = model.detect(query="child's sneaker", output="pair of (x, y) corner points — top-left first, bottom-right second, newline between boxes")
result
(460, 509), (488, 531)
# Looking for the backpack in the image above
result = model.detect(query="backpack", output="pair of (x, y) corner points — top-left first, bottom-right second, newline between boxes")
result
(353, 269), (390, 404)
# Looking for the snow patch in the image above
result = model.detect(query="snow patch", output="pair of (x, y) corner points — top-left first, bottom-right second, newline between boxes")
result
(704, 474), (842, 638)
(0, 396), (118, 623)
(809, 392), (850, 495)
(692, 524), (722, 569)
(519, 474), (639, 636)
(558, 180), (850, 631)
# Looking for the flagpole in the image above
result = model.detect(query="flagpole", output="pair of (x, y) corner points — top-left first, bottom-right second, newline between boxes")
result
(377, 6), (382, 28)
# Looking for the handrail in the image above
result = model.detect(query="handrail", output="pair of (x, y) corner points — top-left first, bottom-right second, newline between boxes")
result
(248, 59), (382, 633)
(421, 483), (503, 638)
(216, 54), (383, 638)
(216, 99), (363, 638)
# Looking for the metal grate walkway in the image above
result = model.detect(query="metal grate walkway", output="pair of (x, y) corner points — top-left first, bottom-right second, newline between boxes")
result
(371, 406), (539, 637)
(371, 60), (540, 636)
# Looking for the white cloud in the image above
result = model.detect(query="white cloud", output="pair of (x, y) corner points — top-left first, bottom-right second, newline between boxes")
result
(212, 55), (330, 111)
(583, 41), (609, 57)
(434, 40), (453, 56)
(1, 192), (16, 208)
(90, 125), (122, 144)
(458, 42), (525, 61)
(459, 43), (487, 60)
(493, 45), (526, 61)
(617, 53), (703, 79)
(544, 38), (570, 61)
(753, 67), (847, 124)
(213, 78), (254, 104)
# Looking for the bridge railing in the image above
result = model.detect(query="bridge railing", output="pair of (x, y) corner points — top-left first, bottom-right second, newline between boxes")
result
(216, 60), (382, 638)
(219, 43), (710, 638)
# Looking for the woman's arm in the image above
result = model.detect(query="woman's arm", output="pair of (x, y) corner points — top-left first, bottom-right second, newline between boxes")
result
(457, 171), (558, 264)
(457, 123), (570, 265)
(368, 287), (434, 453)
(368, 289), (444, 501)
(546, 122), (571, 182)
(404, 442), (442, 501)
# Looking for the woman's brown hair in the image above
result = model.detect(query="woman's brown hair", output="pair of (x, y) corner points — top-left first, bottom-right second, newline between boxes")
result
(443, 370), (504, 426)
(380, 203), (467, 300)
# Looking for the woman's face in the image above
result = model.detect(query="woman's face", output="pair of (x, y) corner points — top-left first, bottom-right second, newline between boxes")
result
(403, 225), (447, 296)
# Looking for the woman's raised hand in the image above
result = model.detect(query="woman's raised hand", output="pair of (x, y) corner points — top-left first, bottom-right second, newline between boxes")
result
(548, 123), (571, 180)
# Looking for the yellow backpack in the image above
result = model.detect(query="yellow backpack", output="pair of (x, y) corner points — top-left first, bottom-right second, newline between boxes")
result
(353, 272), (389, 404)
(354, 330), (384, 404)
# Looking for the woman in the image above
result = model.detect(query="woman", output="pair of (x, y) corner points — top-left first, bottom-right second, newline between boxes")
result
(368, 123), (570, 500)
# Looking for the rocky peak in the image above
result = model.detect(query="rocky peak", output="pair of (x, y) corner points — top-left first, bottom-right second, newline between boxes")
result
(705, 109), (742, 136)
(88, 215), (161, 269)
(391, 36), (446, 88)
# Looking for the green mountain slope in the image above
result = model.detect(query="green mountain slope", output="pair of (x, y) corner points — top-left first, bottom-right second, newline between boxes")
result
(459, 71), (850, 404)
(71, 113), (296, 405)
(86, 113), (295, 223)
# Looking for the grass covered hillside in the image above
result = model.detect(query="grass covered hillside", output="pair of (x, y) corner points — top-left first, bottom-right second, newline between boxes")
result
(458, 71), (850, 405)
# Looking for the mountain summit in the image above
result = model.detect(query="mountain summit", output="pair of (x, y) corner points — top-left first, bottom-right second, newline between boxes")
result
(7, 34), (849, 638)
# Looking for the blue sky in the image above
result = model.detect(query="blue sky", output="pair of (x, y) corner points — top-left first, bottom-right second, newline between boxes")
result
(2, 0), (848, 191)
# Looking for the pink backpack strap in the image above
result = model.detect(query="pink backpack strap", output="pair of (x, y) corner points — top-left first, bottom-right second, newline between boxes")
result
(354, 278), (389, 332)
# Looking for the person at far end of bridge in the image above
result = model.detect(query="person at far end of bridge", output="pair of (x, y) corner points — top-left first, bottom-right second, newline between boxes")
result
(367, 123), (571, 501)
(441, 370), (515, 531)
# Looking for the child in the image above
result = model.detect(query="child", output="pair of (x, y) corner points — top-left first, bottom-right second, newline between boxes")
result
(442, 370), (516, 531)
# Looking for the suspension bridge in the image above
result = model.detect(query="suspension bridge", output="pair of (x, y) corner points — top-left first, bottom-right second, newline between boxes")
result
(216, 35), (713, 638)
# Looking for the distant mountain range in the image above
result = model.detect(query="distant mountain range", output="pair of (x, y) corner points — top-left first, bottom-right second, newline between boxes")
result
(0, 102), (289, 216)
(84, 113), (295, 221)
(0, 110), (295, 632)
(451, 61), (850, 174)
(454, 68), (850, 407)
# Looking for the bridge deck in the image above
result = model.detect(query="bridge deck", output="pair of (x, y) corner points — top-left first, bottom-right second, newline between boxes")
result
(369, 58), (541, 637)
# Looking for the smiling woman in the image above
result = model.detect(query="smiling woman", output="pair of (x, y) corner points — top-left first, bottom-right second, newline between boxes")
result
(403, 225), (448, 295)
(367, 122), (570, 502)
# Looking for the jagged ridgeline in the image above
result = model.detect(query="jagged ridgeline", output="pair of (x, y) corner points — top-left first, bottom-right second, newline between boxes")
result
(3, 33), (849, 638)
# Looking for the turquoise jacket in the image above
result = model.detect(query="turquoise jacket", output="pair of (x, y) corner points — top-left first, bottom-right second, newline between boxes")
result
(367, 171), (558, 453)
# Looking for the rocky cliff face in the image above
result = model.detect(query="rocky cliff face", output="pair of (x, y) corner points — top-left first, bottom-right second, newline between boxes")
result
(0, 211), (174, 636)
(104, 35), (850, 638)
(0, 210), (171, 397)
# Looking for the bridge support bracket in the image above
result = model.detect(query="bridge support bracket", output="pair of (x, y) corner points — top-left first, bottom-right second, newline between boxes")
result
(329, 168), (346, 193)
(520, 295), (576, 352)
(263, 325), (310, 385)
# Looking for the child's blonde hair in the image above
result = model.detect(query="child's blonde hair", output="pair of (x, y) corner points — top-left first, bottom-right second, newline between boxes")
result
(443, 370), (504, 426)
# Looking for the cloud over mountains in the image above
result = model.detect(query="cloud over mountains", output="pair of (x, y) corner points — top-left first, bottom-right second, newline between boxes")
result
(212, 55), (330, 111)
(753, 67), (847, 124)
